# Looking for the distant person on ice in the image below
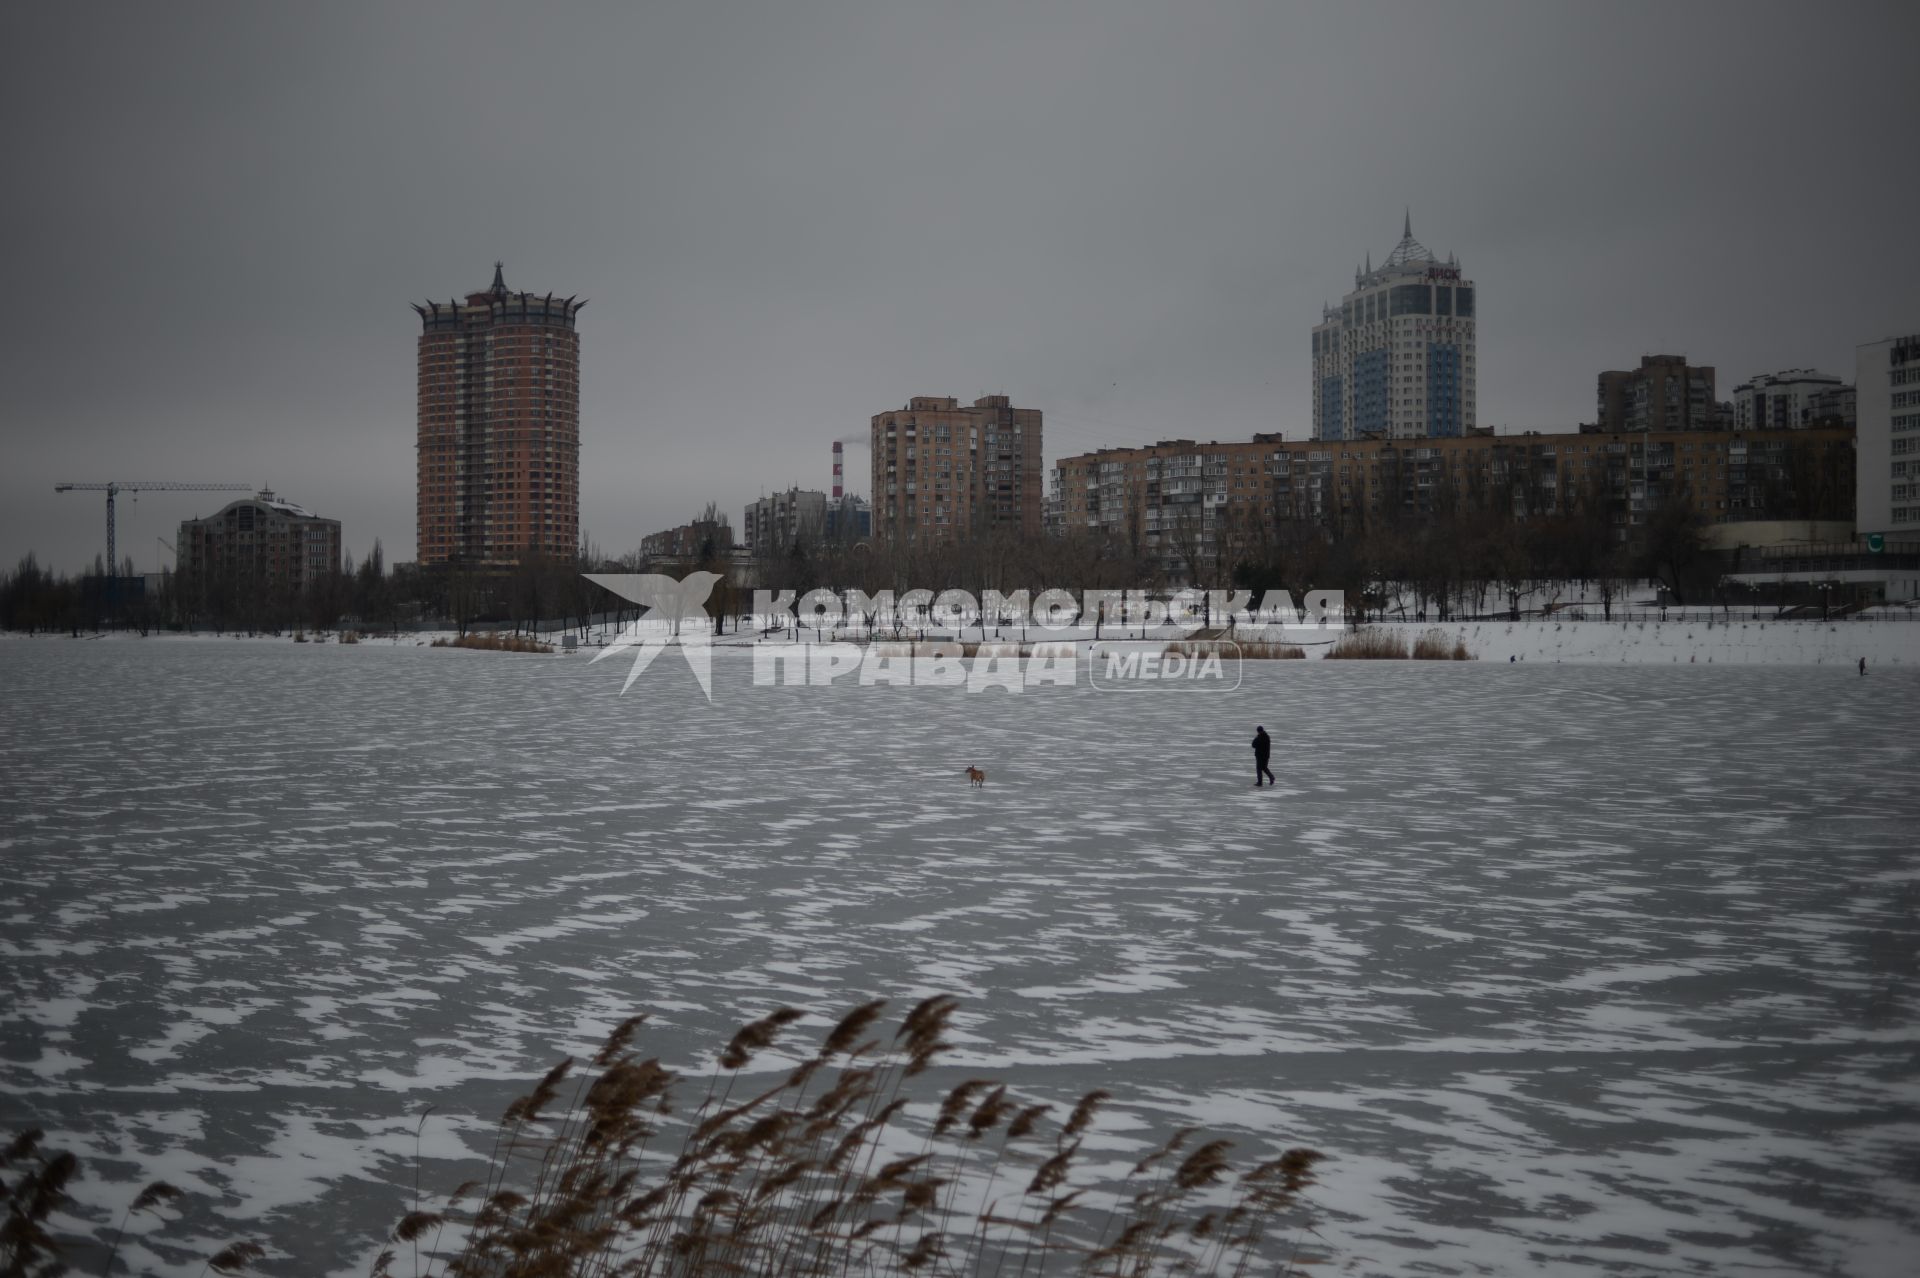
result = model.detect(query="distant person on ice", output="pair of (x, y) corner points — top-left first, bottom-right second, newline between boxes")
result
(1860, 656), (1868, 677)
(1252, 726), (1275, 788)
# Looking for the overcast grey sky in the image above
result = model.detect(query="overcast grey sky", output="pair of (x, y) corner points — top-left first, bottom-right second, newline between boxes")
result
(3, 0), (1914, 574)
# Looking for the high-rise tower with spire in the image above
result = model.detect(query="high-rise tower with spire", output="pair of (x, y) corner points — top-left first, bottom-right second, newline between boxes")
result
(413, 264), (586, 565)
(1311, 214), (1475, 441)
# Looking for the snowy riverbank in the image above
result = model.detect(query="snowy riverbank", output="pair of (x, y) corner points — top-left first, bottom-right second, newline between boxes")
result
(8, 613), (1917, 667)
(1339, 616), (1918, 665)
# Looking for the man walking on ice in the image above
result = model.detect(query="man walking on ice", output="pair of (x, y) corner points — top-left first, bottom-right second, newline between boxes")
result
(1252, 725), (1275, 788)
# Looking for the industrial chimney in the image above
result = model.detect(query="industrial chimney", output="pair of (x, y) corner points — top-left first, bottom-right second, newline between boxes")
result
(832, 440), (843, 500)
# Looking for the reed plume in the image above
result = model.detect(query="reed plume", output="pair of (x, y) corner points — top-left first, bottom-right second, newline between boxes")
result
(6, 992), (1332, 1278)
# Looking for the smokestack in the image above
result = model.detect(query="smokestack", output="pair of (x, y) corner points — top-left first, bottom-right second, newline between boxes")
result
(832, 440), (843, 500)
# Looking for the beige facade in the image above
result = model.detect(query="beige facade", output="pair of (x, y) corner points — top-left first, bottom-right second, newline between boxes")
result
(870, 396), (1043, 542)
(1701, 520), (1856, 552)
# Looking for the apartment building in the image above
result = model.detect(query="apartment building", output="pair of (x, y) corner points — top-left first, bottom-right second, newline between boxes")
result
(1732, 368), (1853, 430)
(1857, 332), (1920, 537)
(1312, 214), (1477, 441)
(641, 516), (731, 562)
(1053, 427), (1855, 575)
(742, 488), (827, 556)
(1595, 355), (1719, 433)
(414, 264), (583, 566)
(177, 491), (342, 596)
(870, 395), (1043, 542)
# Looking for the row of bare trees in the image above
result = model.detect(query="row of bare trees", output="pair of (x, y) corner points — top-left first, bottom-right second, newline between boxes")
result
(0, 554), (154, 635)
(735, 485), (1713, 626)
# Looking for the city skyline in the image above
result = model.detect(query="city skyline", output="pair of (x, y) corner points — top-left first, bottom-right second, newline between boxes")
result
(3, 1), (1916, 573)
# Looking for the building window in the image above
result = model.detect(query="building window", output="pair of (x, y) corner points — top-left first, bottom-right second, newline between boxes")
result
(1390, 285), (1432, 316)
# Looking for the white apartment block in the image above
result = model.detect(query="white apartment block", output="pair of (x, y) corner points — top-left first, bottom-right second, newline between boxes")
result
(1732, 368), (1851, 430)
(1312, 214), (1476, 441)
(1857, 333), (1920, 539)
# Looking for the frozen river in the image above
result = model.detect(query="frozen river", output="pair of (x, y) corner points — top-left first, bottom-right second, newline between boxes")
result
(2, 637), (1917, 1276)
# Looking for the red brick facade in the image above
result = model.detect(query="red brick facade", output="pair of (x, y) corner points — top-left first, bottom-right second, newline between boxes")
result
(415, 265), (583, 566)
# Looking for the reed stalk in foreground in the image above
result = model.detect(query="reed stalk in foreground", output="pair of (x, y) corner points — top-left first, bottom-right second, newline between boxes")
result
(3, 998), (1329, 1277)
(392, 997), (1325, 1277)
(0, 1129), (261, 1277)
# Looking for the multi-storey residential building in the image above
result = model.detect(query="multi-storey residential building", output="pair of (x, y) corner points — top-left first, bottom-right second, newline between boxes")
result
(177, 491), (342, 596)
(1732, 368), (1852, 430)
(870, 395), (1042, 542)
(1857, 332), (1920, 537)
(1313, 215), (1476, 441)
(1595, 355), (1717, 433)
(640, 515), (731, 562)
(1803, 384), (1857, 429)
(1052, 435), (1289, 575)
(743, 488), (828, 556)
(1053, 427), (1854, 576)
(414, 264), (583, 566)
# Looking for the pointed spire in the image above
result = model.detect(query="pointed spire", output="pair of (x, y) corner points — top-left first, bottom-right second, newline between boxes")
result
(490, 261), (507, 295)
(1382, 214), (1435, 269)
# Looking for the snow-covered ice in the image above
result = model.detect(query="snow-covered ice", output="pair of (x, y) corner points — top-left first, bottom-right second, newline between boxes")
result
(1, 638), (1917, 1276)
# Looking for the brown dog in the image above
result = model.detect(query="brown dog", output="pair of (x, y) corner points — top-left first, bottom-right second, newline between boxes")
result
(966, 766), (986, 787)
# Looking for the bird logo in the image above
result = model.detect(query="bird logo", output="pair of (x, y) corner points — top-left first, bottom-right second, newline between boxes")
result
(584, 571), (722, 700)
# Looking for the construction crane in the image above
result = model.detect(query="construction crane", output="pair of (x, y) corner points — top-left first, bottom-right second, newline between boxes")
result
(54, 480), (251, 585)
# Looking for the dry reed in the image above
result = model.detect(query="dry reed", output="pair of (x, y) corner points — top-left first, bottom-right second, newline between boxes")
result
(1410, 629), (1473, 661)
(1, 1128), (261, 1277)
(5, 1001), (1330, 1277)
(431, 633), (555, 654)
(378, 997), (1325, 1277)
(1325, 629), (1409, 659)
(1164, 641), (1305, 661)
